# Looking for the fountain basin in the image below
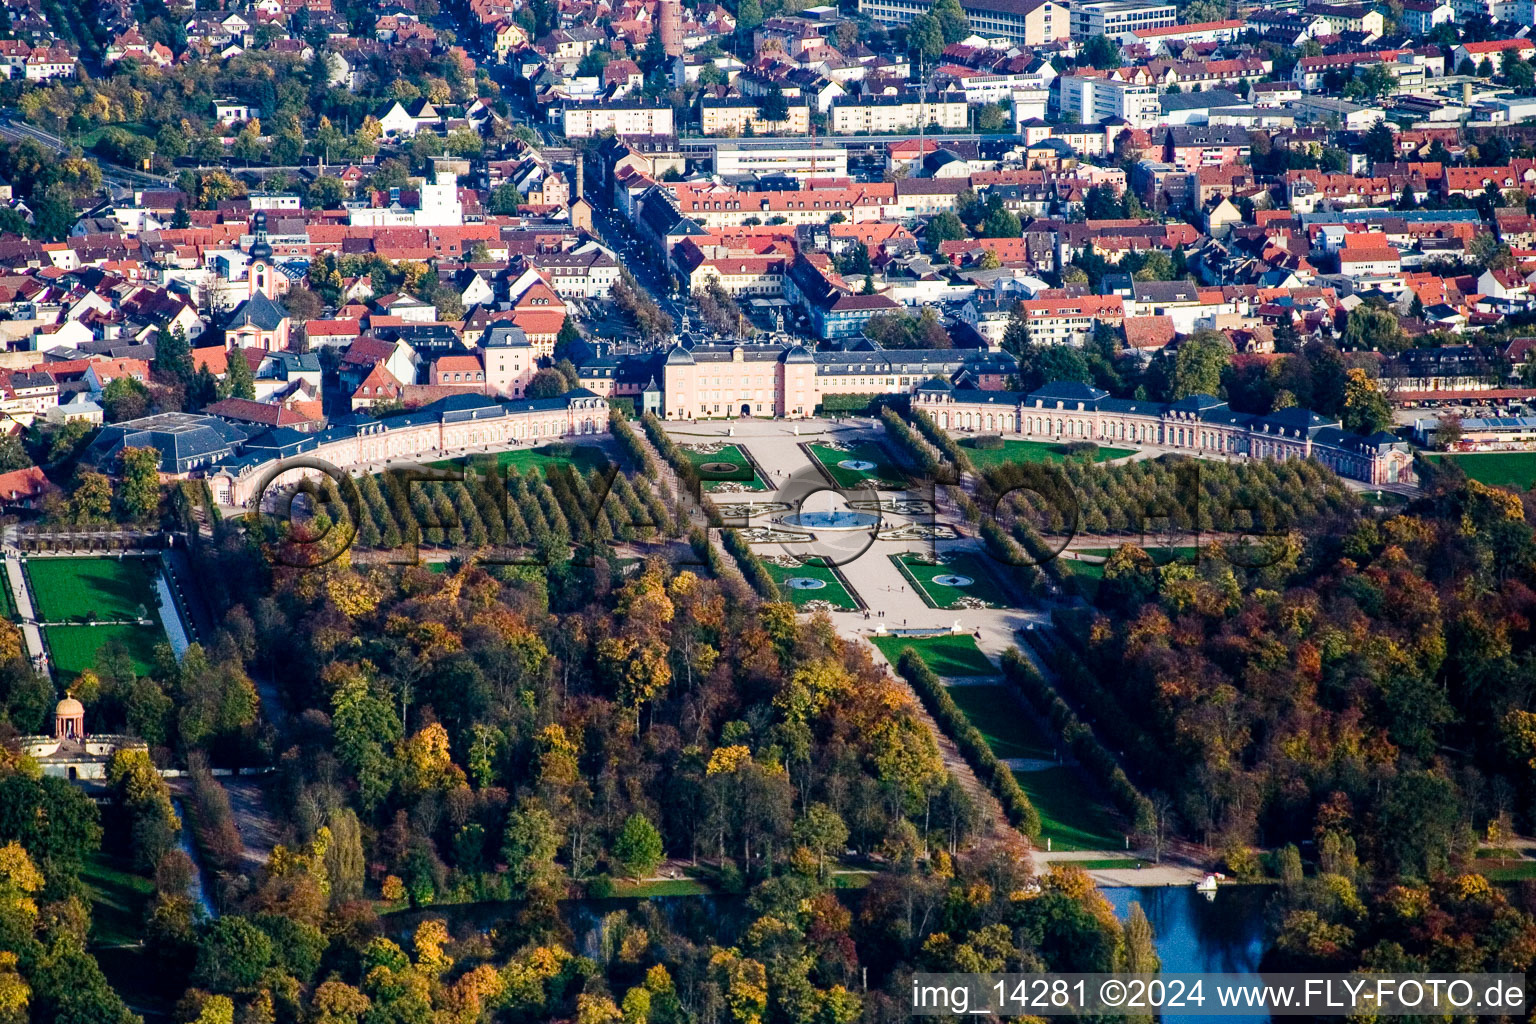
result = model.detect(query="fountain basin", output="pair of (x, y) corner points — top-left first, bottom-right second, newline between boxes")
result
(780, 510), (880, 532)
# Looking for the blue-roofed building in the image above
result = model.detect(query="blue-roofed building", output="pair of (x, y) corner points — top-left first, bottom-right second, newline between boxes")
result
(913, 380), (1417, 486)
(198, 389), (609, 508)
(85, 412), (251, 475)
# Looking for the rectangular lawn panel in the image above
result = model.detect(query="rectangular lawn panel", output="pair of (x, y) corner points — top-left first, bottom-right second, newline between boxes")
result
(1425, 452), (1536, 491)
(871, 633), (996, 677)
(805, 442), (907, 489)
(0, 576), (16, 622)
(429, 444), (611, 475)
(46, 622), (164, 680)
(763, 559), (859, 610)
(678, 443), (770, 492)
(946, 684), (1055, 761)
(892, 551), (1015, 609)
(961, 437), (1136, 469)
(81, 851), (154, 947)
(1012, 765), (1123, 851)
(25, 557), (160, 622)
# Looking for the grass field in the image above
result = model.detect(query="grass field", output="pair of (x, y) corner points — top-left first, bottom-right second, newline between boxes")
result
(944, 681), (1121, 849)
(429, 444), (610, 475)
(805, 442), (906, 489)
(81, 851), (155, 947)
(947, 685), (1054, 761)
(679, 444), (770, 492)
(0, 575), (15, 622)
(46, 622), (163, 680)
(763, 559), (859, 610)
(961, 437), (1137, 469)
(893, 552), (1015, 609)
(1075, 545), (1199, 564)
(611, 878), (714, 897)
(25, 557), (160, 622)
(1014, 766), (1123, 850)
(871, 633), (996, 677)
(1425, 451), (1536, 490)
(1473, 859), (1536, 881)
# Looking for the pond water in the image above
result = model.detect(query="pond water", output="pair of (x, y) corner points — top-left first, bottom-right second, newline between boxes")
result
(1102, 885), (1274, 1023)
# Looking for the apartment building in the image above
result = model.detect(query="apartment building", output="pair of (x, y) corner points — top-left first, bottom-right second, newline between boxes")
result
(561, 101), (676, 139)
(830, 95), (969, 134)
(1016, 295), (1127, 346)
(1069, 0), (1177, 39)
(856, 0), (1065, 46)
(699, 97), (812, 136)
(1058, 75), (1161, 129)
(712, 141), (849, 181)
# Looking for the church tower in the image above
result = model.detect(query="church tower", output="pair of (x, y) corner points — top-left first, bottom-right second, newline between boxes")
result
(248, 210), (277, 299)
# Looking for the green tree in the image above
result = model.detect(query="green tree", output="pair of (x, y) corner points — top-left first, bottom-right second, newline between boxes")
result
(101, 376), (150, 421)
(932, 0), (970, 43)
(502, 797), (561, 895)
(118, 446), (162, 522)
(792, 802), (848, 877)
(1342, 367), (1392, 435)
(0, 435), (27, 473)
(907, 12), (944, 61)
(757, 85), (790, 124)
(1342, 304), (1406, 351)
(193, 917), (274, 993)
(1081, 34), (1122, 70)
(308, 176), (348, 209)
(155, 325), (193, 387)
(526, 368), (569, 399)
(610, 813), (663, 879)
(222, 349), (256, 400)
(1171, 330), (1231, 398)
(924, 211), (966, 251)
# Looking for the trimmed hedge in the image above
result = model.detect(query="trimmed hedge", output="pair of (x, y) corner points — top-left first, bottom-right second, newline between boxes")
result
(1001, 648), (1155, 835)
(896, 649), (1043, 837)
(880, 407), (945, 480)
(642, 412), (700, 491)
(819, 392), (881, 415)
(911, 407), (976, 477)
(610, 410), (656, 476)
(979, 519), (1044, 596)
(721, 527), (781, 601)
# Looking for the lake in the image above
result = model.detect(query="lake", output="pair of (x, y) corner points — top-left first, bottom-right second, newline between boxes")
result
(1102, 885), (1274, 1023)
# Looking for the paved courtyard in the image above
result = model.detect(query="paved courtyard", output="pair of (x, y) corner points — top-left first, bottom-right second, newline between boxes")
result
(665, 416), (1048, 658)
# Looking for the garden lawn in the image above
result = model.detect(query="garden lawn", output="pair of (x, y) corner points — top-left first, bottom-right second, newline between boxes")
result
(1425, 451), (1536, 490)
(1013, 766), (1123, 851)
(80, 851), (154, 947)
(679, 443), (769, 491)
(1073, 545), (1199, 564)
(805, 442), (907, 489)
(763, 559), (859, 610)
(893, 551), (1015, 609)
(946, 684), (1054, 761)
(0, 577), (15, 622)
(429, 444), (610, 475)
(871, 633), (996, 677)
(46, 622), (164, 680)
(961, 437), (1136, 469)
(25, 557), (160, 622)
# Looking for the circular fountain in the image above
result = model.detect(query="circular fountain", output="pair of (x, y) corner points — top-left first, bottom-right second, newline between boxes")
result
(785, 577), (828, 590)
(780, 507), (881, 532)
(837, 459), (877, 472)
(931, 574), (974, 587)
